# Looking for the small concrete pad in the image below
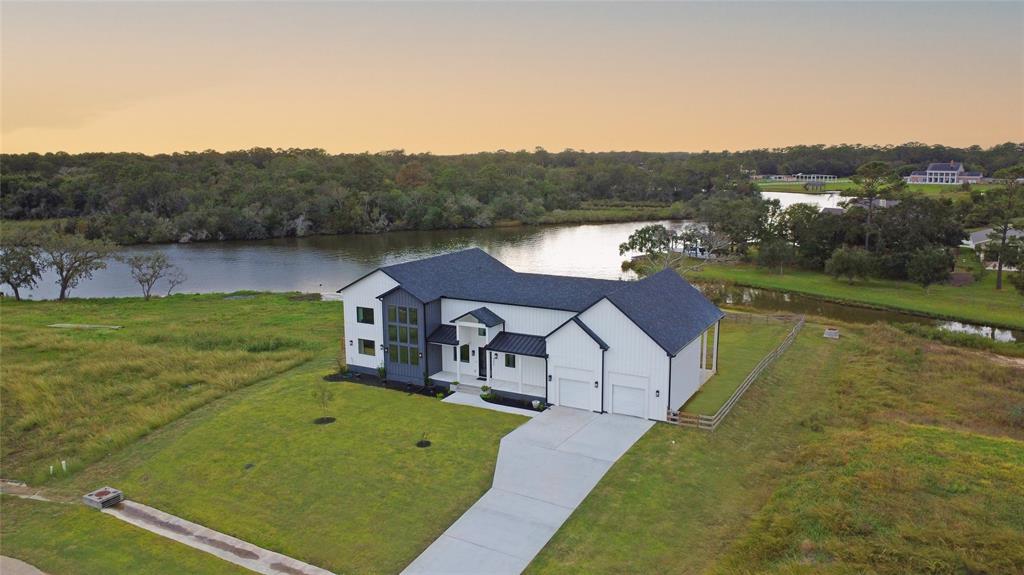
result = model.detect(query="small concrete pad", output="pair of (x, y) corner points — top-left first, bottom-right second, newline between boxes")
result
(403, 407), (653, 575)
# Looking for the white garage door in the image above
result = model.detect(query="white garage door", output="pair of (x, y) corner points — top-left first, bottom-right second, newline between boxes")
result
(611, 385), (645, 418)
(558, 378), (591, 410)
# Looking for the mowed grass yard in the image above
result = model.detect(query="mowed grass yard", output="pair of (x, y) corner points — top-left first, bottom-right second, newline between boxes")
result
(681, 314), (794, 415)
(2, 293), (525, 574)
(528, 323), (1024, 574)
(757, 180), (1002, 198)
(687, 260), (1024, 330)
(0, 293), (340, 483)
(1, 496), (251, 575)
(51, 360), (524, 574)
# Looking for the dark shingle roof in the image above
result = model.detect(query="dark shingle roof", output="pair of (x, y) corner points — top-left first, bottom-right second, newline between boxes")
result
(487, 332), (546, 357)
(451, 307), (504, 327)
(380, 248), (625, 311)
(426, 324), (458, 346)
(927, 161), (961, 172)
(605, 268), (725, 355)
(572, 317), (609, 350)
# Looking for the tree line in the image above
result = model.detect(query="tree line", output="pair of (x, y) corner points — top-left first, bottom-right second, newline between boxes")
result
(624, 163), (1024, 293)
(1, 143), (1020, 244)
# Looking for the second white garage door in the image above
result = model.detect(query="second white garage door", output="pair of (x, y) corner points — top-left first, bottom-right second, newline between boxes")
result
(558, 378), (592, 410)
(608, 372), (649, 418)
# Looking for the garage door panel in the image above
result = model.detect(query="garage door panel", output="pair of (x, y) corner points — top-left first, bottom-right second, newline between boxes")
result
(559, 378), (591, 410)
(607, 372), (649, 418)
(611, 385), (645, 418)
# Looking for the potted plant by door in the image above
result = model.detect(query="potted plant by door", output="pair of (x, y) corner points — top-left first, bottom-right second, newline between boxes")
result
(450, 380), (460, 392)
(377, 363), (387, 383)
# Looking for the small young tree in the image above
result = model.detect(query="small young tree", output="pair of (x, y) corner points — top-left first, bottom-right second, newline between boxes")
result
(122, 253), (175, 300)
(312, 382), (335, 418)
(0, 230), (45, 300)
(165, 268), (187, 296)
(39, 234), (117, 300)
(756, 239), (797, 275)
(907, 248), (952, 292)
(825, 246), (874, 284)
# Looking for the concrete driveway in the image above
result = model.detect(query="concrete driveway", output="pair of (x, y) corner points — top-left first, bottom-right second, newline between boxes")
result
(402, 407), (653, 575)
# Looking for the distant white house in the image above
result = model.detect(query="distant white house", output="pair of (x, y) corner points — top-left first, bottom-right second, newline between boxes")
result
(337, 249), (724, 422)
(963, 227), (1024, 250)
(765, 173), (838, 182)
(906, 161), (983, 185)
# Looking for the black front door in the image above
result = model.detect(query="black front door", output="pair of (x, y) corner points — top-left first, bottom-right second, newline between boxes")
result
(478, 349), (487, 379)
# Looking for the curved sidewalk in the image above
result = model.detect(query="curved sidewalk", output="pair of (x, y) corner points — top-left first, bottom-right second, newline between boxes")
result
(402, 407), (653, 575)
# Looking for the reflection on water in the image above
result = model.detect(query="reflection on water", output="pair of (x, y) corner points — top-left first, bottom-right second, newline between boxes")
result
(18, 221), (690, 300)
(760, 191), (847, 210)
(698, 282), (1020, 343)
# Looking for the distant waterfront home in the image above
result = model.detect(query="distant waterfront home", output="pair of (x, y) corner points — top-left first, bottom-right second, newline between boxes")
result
(963, 227), (1024, 250)
(338, 249), (723, 422)
(905, 161), (983, 185)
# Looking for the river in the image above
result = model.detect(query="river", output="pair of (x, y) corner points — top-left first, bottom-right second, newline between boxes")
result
(11, 216), (1020, 343)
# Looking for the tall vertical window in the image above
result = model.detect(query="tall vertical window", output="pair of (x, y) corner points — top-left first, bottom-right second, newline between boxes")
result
(356, 307), (374, 324)
(387, 304), (421, 366)
(459, 344), (470, 363)
(505, 354), (516, 368)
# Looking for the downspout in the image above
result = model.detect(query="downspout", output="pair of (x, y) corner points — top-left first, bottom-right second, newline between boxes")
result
(600, 348), (607, 413)
(666, 353), (673, 414)
(544, 355), (549, 404)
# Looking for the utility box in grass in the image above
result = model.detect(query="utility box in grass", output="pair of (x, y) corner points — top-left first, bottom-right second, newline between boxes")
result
(823, 327), (840, 339)
(83, 487), (123, 509)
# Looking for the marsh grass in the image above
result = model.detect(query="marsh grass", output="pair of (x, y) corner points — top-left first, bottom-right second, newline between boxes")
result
(0, 293), (340, 482)
(528, 323), (1024, 574)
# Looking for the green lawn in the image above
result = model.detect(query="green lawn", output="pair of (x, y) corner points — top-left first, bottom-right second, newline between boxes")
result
(1, 496), (249, 575)
(529, 323), (1024, 574)
(757, 179), (1001, 198)
(49, 359), (524, 574)
(0, 293), (341, 483)
(687, 260), (1024, 329)
(681, 316), (793, 415)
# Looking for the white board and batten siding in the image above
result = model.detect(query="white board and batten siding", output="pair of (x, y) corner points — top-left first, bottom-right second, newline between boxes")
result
(441, 298), (574, 337)
(669, 336), (703, 412)
(546, 320), (604, 412)
(579, 299), (670, 422)
(339, 271), (398, 371)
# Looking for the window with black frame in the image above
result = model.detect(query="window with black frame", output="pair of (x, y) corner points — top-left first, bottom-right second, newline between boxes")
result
(387, 304), (420, 366)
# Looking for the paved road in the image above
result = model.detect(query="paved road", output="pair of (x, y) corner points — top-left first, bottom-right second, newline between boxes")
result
(403, 407), (654, 575)
(1, 556), (48, 575)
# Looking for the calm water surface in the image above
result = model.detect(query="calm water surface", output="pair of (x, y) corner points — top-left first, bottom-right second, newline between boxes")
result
(14, 219), (1018, 342)
(20, 221), (688, 300)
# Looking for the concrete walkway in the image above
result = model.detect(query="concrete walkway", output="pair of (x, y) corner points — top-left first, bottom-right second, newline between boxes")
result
(1, 556), (48, 575)
(104, 500), (334, 575)
(402, 407), (653, 575)
(442, 391), (538, 418)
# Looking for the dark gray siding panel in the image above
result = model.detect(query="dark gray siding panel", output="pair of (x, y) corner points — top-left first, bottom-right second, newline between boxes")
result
(425, 300), (442, 377)
(382, 288), (425, 384)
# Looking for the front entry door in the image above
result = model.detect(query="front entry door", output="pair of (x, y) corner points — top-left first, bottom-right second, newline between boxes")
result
(478, 349), (487, 380)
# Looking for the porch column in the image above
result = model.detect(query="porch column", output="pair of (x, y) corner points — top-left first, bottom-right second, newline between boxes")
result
(518, 355), (524, 393)
(712, 320), (720, 373)
(700, 330), (707, 370)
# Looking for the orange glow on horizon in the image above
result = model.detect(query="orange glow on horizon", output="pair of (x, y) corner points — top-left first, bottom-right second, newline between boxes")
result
(2, 2), (1022, 155)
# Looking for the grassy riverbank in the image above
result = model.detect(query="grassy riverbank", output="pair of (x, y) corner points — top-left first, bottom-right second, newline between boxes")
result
(685, 260), (1024, 329)
(530, 322), (1024, 574)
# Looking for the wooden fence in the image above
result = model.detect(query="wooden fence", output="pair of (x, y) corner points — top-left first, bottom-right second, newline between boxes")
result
(668, 315), (805, 431)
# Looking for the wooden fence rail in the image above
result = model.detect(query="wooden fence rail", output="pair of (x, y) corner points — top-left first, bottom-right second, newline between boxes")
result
(669, 315), (805, 431)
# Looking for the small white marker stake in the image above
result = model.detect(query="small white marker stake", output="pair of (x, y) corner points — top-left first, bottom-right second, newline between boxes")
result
(61, 460), (67, 473)
(50, 465), (54, 476)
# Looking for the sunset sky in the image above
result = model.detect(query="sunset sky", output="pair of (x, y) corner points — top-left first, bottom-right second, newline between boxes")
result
(2, 1), (1022, 155)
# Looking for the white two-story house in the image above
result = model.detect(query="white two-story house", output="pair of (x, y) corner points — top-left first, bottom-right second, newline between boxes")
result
(337, 249), (723, 422)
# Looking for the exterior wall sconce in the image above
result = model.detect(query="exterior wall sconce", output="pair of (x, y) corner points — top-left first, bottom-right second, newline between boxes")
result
(593, 381), (598, 388)
(655, 390), (660, 398)
(348, 340), (353, 346)
(471, 349), (476, 356)
(418, 352), (423, 358)
(547, 374), (552, 382)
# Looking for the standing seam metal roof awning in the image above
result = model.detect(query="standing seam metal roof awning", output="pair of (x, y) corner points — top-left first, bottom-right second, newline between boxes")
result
(426, 325), (458, 346)
(485, 332), (546, 357)
(450, 306), (504, 327)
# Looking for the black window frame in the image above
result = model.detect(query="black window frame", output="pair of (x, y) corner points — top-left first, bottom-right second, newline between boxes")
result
(356, 306), (375, 325)
(459, 344), (470, 363)
(505, 354), (516, 368)
(358, 339), (375, 356)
